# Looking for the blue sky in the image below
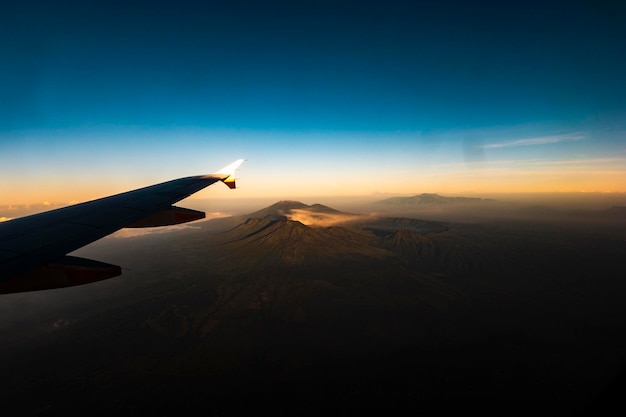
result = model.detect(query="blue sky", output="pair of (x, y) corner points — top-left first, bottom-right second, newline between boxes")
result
(1, 0), (625, 206)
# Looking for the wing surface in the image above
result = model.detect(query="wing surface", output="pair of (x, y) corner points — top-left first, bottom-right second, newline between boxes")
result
(0, 159), (244, 293)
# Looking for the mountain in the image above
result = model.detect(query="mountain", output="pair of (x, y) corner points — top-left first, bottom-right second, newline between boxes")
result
(378, 193), (495, 205)
(217, 200), (350, 229)
(216, 201), (447, 271)
(2, 200), (626, 416)
(247, 200), (342, 218)
(219, 215), (388, 269)
(246, 199), (312, 219)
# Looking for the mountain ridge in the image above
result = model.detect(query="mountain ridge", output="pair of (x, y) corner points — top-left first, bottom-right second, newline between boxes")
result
(378, 193), (495, 205)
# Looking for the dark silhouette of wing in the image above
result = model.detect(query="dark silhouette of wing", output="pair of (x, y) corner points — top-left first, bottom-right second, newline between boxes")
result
(0, 159), (244, 293)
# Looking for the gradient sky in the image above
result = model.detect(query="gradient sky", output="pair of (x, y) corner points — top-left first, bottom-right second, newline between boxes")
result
(1, 0), (625, 209)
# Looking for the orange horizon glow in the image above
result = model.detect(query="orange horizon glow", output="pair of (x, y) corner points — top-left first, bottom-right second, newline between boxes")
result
(2, 172), (625, 210)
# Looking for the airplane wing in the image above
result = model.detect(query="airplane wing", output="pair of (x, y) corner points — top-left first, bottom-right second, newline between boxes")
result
(0, 159), (244, 294)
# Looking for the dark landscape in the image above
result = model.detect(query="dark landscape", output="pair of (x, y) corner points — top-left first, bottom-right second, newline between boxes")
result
(1, 195), (626, 416)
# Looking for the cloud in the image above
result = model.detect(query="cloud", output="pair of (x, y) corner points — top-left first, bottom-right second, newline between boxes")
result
(482, 133), (587, 149)
(286, 209), (364, 227)
(0, 216), (12, 222)
(110, 224), (201, 238)
(108, 212), (230, 238)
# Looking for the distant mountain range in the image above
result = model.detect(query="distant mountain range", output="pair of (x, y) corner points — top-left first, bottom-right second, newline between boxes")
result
(378, 193), (495, 205)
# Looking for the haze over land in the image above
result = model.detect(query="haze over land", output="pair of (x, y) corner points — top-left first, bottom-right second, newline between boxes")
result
(2, 198), (626, 415)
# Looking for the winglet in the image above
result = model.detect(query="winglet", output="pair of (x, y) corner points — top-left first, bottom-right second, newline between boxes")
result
(214, 159), (244, 189)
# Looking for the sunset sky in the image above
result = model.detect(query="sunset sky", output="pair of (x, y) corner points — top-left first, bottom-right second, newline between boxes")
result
(2, 0), (625, 209)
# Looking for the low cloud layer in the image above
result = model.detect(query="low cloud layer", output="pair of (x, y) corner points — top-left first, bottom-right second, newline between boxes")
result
(285, 209), (365, 227)
(109, 212), (230, 238)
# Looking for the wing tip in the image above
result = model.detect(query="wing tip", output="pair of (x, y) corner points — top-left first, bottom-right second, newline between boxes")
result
(214, 159), (245, 189)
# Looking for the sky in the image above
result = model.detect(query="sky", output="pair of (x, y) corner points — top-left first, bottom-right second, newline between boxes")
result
(1, 0), (626, 210)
